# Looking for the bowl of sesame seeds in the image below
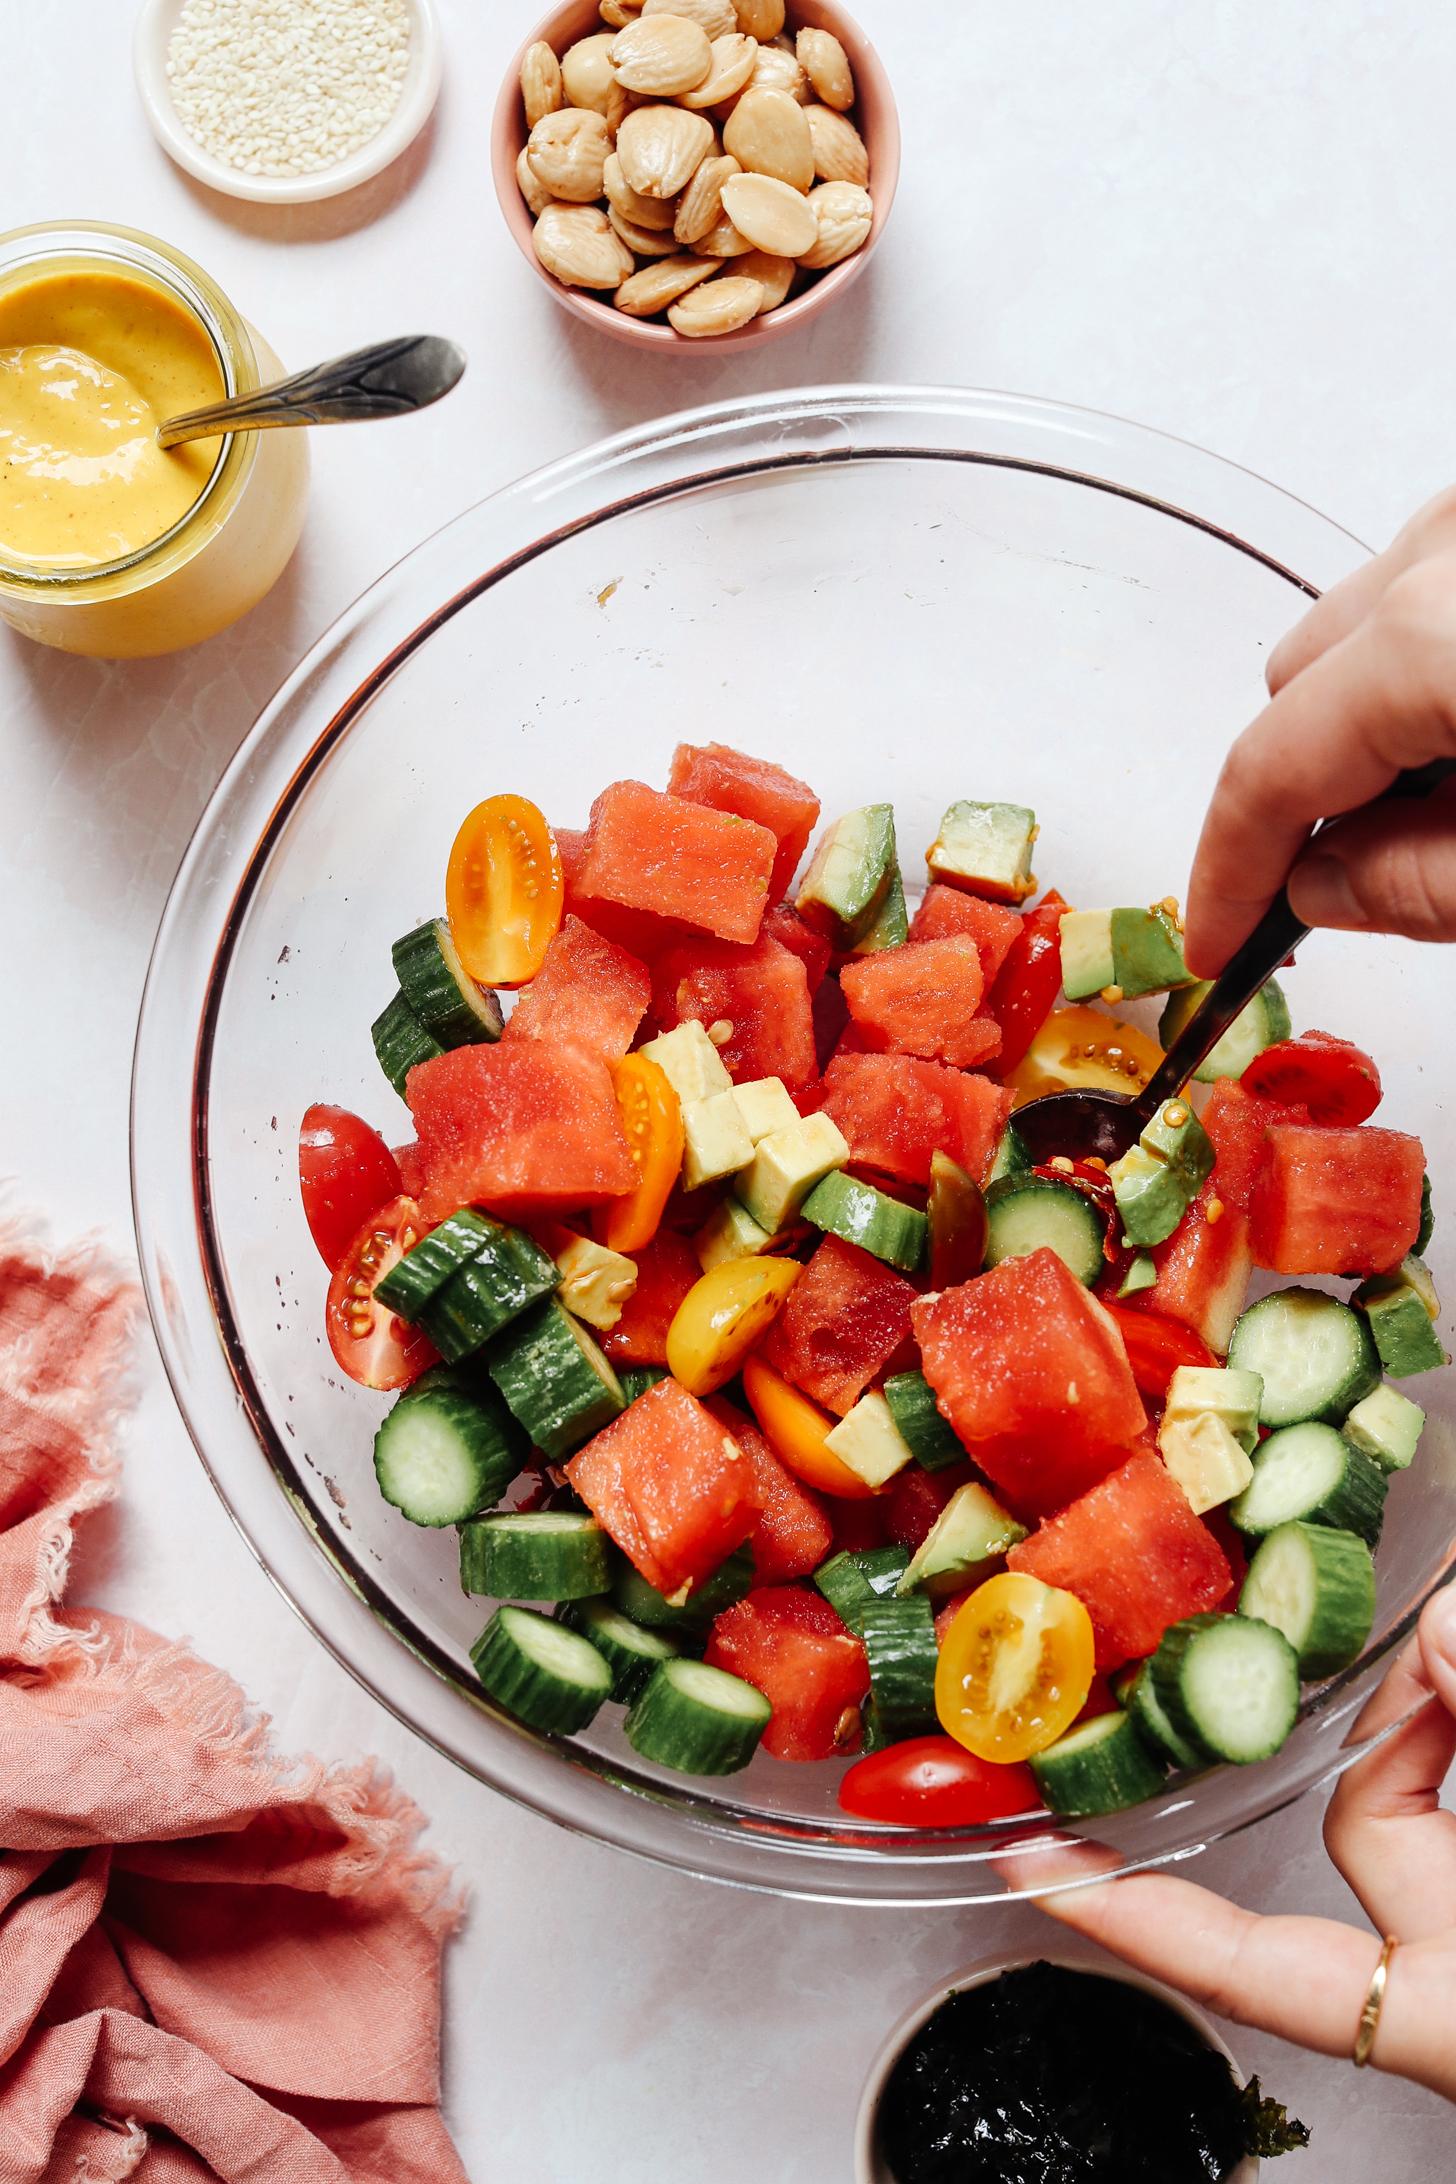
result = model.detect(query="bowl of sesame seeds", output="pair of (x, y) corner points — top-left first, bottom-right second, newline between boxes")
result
(133, 0), (444, 205)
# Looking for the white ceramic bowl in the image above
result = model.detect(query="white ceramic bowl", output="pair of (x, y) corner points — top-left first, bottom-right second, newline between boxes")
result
(854, 1946), (1260, 2184)
(133, 0), (443, 205)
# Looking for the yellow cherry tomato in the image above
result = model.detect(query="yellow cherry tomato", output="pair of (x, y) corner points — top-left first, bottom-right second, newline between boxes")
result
(598, 1054), (684, 1254)
(666, 1258), (801, 1397)
(740, 1355), (878, 1500)
(935, 1571), (1095, 1763)
(445, 794), (563, 989)
(1007, 1004), (1165, 1107)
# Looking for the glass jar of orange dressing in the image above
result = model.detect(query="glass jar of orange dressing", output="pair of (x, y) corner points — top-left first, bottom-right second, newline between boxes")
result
(0, 222), (309, 657)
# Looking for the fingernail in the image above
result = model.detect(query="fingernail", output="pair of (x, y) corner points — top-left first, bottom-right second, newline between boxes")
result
(1424, 1581), (1456, 1661)
(1288, 854), (1362, 928)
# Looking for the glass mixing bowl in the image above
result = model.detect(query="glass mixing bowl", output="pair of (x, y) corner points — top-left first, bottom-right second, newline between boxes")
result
(132, 386), (1456, 1904)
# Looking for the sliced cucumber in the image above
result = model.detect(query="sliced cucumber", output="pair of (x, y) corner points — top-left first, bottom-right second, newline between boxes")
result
(1227, 1287), (1379, 1427)
(624, 1657), (771, 1775)
(375, 1208), (497, 1320)
(391, 917), (504, 1047)
(1150, 1613), (1301, 1765)
(470, 1604), (612, 1734)
(610, 1542), (756, 1633)
(556, 1596), (683, 1703)
(984, 1173), (1106, 1287)
(1117, 1659), (1204, 1771)
(617, 1364), (669, 1406)
(1157, 977), (1290, 1083)
(1032, 1709), (1167, 1817)
(814, 1545), (910, 1635)
(418, 1223), (560, 1363)
(988, 1123), (1031, 1185)
(371, 990), (444, 1095)
(1240, 1522), (1376, 1678)
(1342, 1382), (1425, 1473)
(373, 1382), (526, 1526)
(801, 1170), (927, 1273)
(882, 1369), (964, 1473)
(459, 1511), (612, 1601)
(860, 1595), (938, 1737)
(1229, 1421), (1387, 1546)
(488, 1298), (624, 1459)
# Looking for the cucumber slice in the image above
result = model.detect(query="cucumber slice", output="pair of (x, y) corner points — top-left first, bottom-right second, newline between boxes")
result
(814, 1545), (911, 1635)
(624, 1657), (771, 1775)
(488, 1299), (624, 1458)
(1240, 1522), (1376, 1678)
(984, 1173), (1106, 1287)
(610, 1542), (756, 1633)
(988, 1123), (1031, 1185)
(391, 918), (504, 1047)
(801, 1170), (927, 1273)
(418, 1223), (560, 1364)
(1157, 977), (1290, 1083)
(1118, 1659), (1204, 1771)
(375, 1208), (497, 1320)
(557, 1596), (683, 1703)
(1031, 1709), (1167, 1817)
(1342, 1382), (1425, 1473)
(1229, 1421), (1387, 1546)
(617, 1364), (669, 1406)
(1150, 1613), (1300, 1765)
(371, 990), (444, 1096)
(459, 1511), (613, 1601)
(860, 1697), (894, 1754)
(470, 1604), (612, 1734)
(372, 1383), (526, 1526)
(1227, 1287), (1379, 1427)
(882, 1369), (964, 1472)
(860, 1594), (938, 1737)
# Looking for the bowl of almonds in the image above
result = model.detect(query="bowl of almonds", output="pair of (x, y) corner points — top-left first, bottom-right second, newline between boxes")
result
(492, 0), (898, 347)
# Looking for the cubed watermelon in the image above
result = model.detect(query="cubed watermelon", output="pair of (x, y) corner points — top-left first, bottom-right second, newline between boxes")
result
(574, 780), (777, 946)
(1250, 1121), (1425, 1276)
(831, 1497), (894, 1556)
(502, 915), (650, 1059)
(839, 938), (998, 1069)
(913, 1249), (1147, 1517)
(886, 1461), (971, 1551)
(820, 1053), (1013, 1186)
(554, 825), (587, 891)
(760, 1234), (918, 1415)
(667, 742), (820, 900)
(656, 934), (818, 1090)
(406, 1043), (634, 1224)
(565, 1378), (760, 1596)
(762, 901), (834, 991)
(909, 885), (1022, 983)
(1135, 1183), (1254, 1355)
(392, 1141), (428, 1199)
(710, 1397), (833, 1582)
(705, 1585), (869, 1760)
(1008, 1452), (1232, 1669)
(602, 1231), (702, 1365)
(1202, 1080), (1305, 1214)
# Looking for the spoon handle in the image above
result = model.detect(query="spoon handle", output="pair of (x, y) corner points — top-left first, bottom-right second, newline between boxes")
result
(156, 334), (467, 449)
(1138, 757), (1456, 1119)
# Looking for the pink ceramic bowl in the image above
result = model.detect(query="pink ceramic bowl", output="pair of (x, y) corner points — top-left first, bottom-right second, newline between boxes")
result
(492, 0), (900, 353)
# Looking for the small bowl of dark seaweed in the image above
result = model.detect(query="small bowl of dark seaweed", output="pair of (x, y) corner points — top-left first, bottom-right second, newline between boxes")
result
(856, 1953), (1311, 2184)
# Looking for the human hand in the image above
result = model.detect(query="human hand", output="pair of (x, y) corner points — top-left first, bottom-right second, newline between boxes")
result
(1015, 1582), (1456, 2100)
(1186, 489), (1456, 976)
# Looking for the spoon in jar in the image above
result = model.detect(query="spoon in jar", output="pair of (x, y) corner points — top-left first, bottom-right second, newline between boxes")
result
(1013, 757), (1456, 1168)
(155, 334), (466, 449)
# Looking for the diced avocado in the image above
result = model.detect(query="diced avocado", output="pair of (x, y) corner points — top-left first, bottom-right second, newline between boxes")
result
(1059, 909), (1115, 1001)
(1107, 906), (1195, 999)
(640, 1020), (732, 1106)
(796, 805), (896, 939)
(988, 1122), (1031, 1184)
(694, 1197), (778, 1272)
(1108, 1144), (1192, 1249)
(849, 867), (909, 954)
(1343, 1382), (1426, 1473)
(1117, 1253), (1158, 1299)
(732, 1075), (800, 1144)
(1164, 1364), (1264, 1453)
(1159, 977), (1291, 1083)
(737, 1111), (849, 1233)
(823, 1391), (916, 1489)
(895, 1481), (1027, 1598)
(927, 800), (1037, 903)
(681, 1089), (754, 1191)
(552, 1231), (638, 1331)
(1158, 1411), (1255, 1515)
(1141, 1099), (1215, 1187)
(1400, 1253), (1440, 1318)
(1354, 1261), (1449, 1378)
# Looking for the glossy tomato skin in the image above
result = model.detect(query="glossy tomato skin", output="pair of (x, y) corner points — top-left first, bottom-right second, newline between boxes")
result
(325, 1194), (437, 1391)
(985, 890), (1067, 1072)
(839, 1737), (1040, 1826)
(935, 1571), (1096, 1763)
(1241, 1030), (1382, 1126)
(299, 1104), (403, 1271)
(1103, 1302), (1216, 1403)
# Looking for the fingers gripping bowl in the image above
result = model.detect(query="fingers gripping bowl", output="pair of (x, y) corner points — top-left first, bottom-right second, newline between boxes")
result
(133, 388), (1456, 1903)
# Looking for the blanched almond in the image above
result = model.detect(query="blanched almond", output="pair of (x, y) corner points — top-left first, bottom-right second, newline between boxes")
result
(526, 107), (612, 201)
(674, 150), (741, 243)
(610, 14), (713, 94)
(615, 103), (714, 196)
(796, 26), (854, 109)
(560, 33), (618, 116)
(734, 0), (785, 36)
(733, 247), (796, 310)
(643, 0), (736, 33)
(608, 203), (682, 256)
(805, 102), (868, 184)
(723, 85), (814, 190)
(668, 273), (765, 335)
(720, 170), (817, 255)
(679, 30), (759, 108)
(696, 211), (753, 255)
(740, 41), (807, 102)
(534, 203), (636, 287)
(599, 0), (641, 25)
(615, 253), (718, 315)
(604, 78), (641, 136)
(520, 41), (564, 128)
(516, 145), (553, 216)
(797, 178), (872, 267)
(604, 150), (680, 228)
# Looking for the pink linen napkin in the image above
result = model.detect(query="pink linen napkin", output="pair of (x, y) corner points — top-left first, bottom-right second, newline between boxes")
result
(0, 1216), (470, 2183)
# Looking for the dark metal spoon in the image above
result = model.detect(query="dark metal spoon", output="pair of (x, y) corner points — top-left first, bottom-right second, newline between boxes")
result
(1014, 758), (1456, 1167)
(155, 334), (467, 449)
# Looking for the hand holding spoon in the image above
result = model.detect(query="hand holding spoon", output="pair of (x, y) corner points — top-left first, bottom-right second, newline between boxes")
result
(156, 334), (466, 449)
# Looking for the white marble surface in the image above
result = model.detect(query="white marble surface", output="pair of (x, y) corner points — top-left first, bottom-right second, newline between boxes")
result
(7, 2), (1456, 2175)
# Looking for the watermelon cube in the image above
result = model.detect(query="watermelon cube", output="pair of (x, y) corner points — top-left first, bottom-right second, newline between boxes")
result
(839, 938), (998, 1069)
(554, 825), (587, 891)
(392, 1140), (428, 1199)
(1008, 1452), (1232, 1669)
(820, 1052), (1013, 1187)
(762, 901), (834, 992)
(602, 1230), (702, 1365)
(656, 934), (818, 1090)
(667, 742), (820, 900)
(503, 915), (650, 1060)
(1202, 1080), (1304, 1215)
(574, 780), (777, 946)
(565, 1378), (760, 1597)
(705, 1585), (869, 1760)
(886, 1461), (971, 1551)
(711, 1397), (833, 1582)
(913, 1249), (1147, 1517)
(909, 884), (1022, 983)
(1138, 1183), (1254, 1355)
(761, 1234), (918, 1416)
(1250, 1121), (1425, 1277)
(406, 1043), (633, 1224)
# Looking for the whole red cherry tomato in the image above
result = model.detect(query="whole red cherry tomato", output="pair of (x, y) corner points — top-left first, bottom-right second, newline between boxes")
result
(298, 1104), (402, 1270)
(839, 1736), (1041, 1826)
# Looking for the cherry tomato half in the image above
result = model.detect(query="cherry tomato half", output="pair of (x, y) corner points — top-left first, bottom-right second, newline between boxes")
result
(742, 1355), (878, 1499)
(598, 1053), (684, 1254)
(935, 1571), (1095, 1763)
(325, 1194), (438, 1391)
(985, 889), (1068, 1073)
(1241, 1030), (1382, 1125)
(445, 794), (564, 989)
(298, 1104), (403, 1271)
(1008, 1004), (1165, 1105)
(1103, 1301), (1215, 1402)
(927, 1150), (987, 1289)
(666, 1259), (801, 1397)
(838, 1736), (1041, 1826)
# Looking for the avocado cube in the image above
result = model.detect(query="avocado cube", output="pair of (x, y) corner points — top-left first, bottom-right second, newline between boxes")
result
(926, 800), (1037, 903)
(694, 1197), (778, 1272)
(640, 1019), (733, 1106)
(823, 1391), (916, 1489)
(1140, 1099), (1215, 1189)
(1059, 909), (1115, 1001)
(1117, 1253), (1159, 1300)
(552, 1232), (639, 1331)
(1399, 1253), (1440, 1317)
(896, 1480), (1028, 1598)
(732, 1075), (801, 1144)
(737, 1111), (849, 1233)
(681, 1089), (755, 1192)
(848, 867), (910, 955)
(1354, 1270), (1449, 1378)
(1158, 1411), (1255, 1515)
(1164, 1364), (1264, 1453)
(796, 805), (896, 939)
(1343, 1382), (1426, 1472)
(1109, 1143), (1194, 1248)
(1108, 906), (1196, 999)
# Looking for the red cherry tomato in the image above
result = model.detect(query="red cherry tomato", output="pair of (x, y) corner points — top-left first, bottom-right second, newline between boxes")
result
(1104, 1302), (1215, 1402)
(838, 1736), (1041, 1826)
(325, 1194), (438, 1391)
(1241, 1031), (1381, 1125)
(298, 1104), (402, 1271)
(985, 889), (1068, 1073)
